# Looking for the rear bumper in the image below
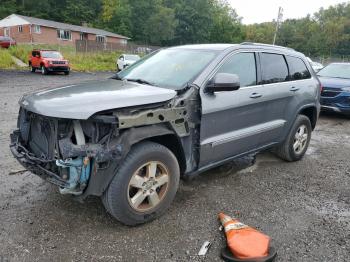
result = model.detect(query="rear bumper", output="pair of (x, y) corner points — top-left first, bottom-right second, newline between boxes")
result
(9, 129), (69, 187)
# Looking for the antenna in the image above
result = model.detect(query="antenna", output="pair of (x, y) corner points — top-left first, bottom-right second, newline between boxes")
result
(273, 7), (284, 45)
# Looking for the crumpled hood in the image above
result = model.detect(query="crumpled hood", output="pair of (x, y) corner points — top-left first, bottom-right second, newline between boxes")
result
(20, 79), (176, 119)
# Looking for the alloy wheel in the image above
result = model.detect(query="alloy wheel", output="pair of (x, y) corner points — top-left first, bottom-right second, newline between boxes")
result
(293, 124), (308, 154)
(127, 161), (170, 212)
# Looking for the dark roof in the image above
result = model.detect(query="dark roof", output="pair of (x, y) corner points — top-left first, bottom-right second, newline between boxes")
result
(16, 14), (130, 40)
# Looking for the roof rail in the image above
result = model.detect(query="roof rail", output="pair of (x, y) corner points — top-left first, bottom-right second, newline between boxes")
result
(240, 42), (295, 51)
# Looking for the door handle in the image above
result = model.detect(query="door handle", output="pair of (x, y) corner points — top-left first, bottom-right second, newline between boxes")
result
(250, 92), (262, 99)
(290, 86), (300, 92)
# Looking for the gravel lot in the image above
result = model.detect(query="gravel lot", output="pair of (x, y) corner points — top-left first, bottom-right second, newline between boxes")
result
(0, 70), (349, 262)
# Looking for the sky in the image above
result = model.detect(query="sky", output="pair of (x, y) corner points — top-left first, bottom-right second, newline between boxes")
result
(228, 0), (348, 24)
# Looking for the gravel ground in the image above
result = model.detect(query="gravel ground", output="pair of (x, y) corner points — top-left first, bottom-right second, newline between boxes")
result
(0, 70), (349, 262)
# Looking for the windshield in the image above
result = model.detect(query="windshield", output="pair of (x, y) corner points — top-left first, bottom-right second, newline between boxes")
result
(41, 51), (63, 59)
(117, 49), (218, 89)
(125, 55), (140, 61)
(317, 63), (350, 79)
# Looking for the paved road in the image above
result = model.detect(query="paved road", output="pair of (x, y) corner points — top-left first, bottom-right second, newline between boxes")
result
(0, 70), (349, 262)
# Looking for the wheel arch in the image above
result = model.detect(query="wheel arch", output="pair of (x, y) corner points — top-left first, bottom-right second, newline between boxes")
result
(146, 134), (187, 175)
(298, 105), (318, 130)
(120, 125), (187, 175)
(78, 124), (187, 200)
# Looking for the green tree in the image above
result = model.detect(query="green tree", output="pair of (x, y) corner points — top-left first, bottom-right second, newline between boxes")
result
(209, 1), (243, 43)
(100, 0), (131, 37)
(144, 6), (177, 45)
(0, 0), (17, 19)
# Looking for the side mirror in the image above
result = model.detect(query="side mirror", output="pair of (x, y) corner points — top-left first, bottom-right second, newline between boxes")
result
(206, 73), (240, 93)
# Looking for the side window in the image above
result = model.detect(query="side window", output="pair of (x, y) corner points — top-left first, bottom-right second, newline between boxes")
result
(286, 56), (311, 80)
(217, 52), (257, 87)
(260, 53), (289, 84)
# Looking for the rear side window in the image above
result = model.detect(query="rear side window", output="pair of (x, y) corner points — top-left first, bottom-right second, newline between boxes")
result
(260, 53), (289, 84)
(286, 56), (311, 80)
(217, 52), (257, 87)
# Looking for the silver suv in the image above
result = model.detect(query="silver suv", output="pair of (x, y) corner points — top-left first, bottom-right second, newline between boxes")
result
(10, 43), (321, 225)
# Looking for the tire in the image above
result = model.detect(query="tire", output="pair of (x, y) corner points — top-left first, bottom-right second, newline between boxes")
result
(41, 65), (48, 75)
(30, 64), (35, 73)
(275, 115), (312, 162)
(103, 141), (180, 225)
(64, 70), (70, 75)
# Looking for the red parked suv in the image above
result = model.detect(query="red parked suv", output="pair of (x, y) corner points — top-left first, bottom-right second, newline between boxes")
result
(29, 50), (70, 75)
(0, 36), (16, 48)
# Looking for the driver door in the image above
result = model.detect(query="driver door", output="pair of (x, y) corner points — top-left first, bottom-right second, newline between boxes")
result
(32, 51), (40, 68)
(199, 52), (268, 167)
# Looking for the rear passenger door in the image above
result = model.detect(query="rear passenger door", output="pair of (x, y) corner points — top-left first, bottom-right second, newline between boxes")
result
(258, 53), (312, 144)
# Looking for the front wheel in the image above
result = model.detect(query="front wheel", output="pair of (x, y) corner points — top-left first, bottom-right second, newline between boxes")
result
(102, 141), (180, 225)
(41, 65), (48, 75)
(64, 70), (70, 75)
(275, 115), (312, 162)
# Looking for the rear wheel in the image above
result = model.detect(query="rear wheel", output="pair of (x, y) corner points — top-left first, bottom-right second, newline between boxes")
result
(275, 115), (312, 162)
(103, 141), (180, 225)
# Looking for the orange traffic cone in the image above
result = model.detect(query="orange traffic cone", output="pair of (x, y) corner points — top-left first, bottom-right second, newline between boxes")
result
(219, 212), (277, 262)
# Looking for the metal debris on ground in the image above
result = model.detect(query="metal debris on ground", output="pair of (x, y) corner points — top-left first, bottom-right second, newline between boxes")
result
(198, 241), (211, 256)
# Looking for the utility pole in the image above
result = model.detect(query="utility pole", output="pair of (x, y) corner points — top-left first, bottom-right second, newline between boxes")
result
(273, 7), (283, 45)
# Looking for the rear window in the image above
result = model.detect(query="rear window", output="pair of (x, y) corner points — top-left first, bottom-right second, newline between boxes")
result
(260, 53), (289, 84)
(286, 56), (311, 80)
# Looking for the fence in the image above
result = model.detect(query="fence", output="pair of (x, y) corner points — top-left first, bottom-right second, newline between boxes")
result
(75, 40), (160, 54)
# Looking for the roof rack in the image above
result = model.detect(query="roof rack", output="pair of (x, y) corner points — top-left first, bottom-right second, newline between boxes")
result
(240, 42), (295, 51)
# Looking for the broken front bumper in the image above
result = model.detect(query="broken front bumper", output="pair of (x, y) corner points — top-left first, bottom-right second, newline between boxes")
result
(10, 129), (69, 188)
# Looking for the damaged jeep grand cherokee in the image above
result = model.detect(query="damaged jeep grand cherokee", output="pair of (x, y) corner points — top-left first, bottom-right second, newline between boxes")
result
(10, 43), (321, 225)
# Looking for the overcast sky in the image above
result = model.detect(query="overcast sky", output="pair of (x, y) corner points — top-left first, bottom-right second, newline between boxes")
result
(228, 0), (348, 24)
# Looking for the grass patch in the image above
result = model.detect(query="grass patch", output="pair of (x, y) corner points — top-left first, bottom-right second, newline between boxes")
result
(0, 48), (17, 69)
(8, 44), (121, 72)
(65, 52), (120, 71)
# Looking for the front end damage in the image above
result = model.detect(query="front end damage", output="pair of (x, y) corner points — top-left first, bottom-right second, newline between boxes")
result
(10, 86), (201, 198)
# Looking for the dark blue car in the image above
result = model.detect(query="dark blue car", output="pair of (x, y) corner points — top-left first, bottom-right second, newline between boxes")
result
(318, 63), (350, 115)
